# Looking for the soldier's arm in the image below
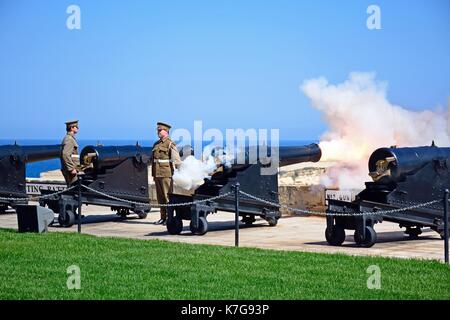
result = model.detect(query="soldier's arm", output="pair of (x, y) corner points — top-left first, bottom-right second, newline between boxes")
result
(170, 144), (182, 169)
(62, 139), (76, 171)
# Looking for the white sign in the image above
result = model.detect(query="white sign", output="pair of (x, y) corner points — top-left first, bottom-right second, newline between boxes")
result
(325, 189), (360, 203)
(26, 182), (66, 196)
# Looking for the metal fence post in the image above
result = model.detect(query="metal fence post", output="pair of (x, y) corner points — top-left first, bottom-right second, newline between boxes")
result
(444, 189), (449, 264)
(77, 174), (83, 234)
(234, 182), (240, 247)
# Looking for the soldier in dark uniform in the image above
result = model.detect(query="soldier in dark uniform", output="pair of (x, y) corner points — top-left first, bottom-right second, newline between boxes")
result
(152, 122), (181, 225)
(60, 120), (80, 186)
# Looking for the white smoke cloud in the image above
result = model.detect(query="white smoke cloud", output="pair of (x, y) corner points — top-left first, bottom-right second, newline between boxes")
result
(172, 154), (217, 190)
(173, 145), (235, 190)
(301, 72), (450, 189)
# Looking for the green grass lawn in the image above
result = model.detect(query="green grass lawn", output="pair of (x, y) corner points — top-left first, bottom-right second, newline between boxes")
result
(0, 228), (449, 300)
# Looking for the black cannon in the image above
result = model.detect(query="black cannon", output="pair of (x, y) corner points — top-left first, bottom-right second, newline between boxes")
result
(40, 145), (153, 227)
(326, 143), (450, 247)
(166, 143), (322, 235)
(0, 144), (60, 213)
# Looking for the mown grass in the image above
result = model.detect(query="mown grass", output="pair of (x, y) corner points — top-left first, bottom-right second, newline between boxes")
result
(0, 228), (448, 300)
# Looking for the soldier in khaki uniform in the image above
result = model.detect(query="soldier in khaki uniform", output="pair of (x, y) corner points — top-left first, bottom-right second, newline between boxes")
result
(60, 120), (81, 186)
(152, 122), (181, 225)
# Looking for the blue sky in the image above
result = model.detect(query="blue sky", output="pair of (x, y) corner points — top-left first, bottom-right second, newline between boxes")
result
(0, 0), (449, 140)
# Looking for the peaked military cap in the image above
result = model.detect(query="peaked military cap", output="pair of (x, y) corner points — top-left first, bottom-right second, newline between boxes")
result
(157, 122), (171, 131)
(65, 120), (79, 127)
(65, 120), (79, 131)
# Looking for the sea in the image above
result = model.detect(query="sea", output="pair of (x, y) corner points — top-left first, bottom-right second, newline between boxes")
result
(0, 139), (317, 178)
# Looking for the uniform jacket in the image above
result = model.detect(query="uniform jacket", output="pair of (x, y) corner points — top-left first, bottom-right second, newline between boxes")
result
(60, 133), (80, 173)
(152, 137), (181, 178)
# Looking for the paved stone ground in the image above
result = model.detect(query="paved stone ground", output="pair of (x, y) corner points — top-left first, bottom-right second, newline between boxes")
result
(0, 204), (446, 262)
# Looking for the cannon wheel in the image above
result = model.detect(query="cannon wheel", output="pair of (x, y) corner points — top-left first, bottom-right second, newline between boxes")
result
(325, 225), (346, 246)
(58, 209), (75, 228)
(190, 216), (208, 235)
(167, 217), (183, 235)
(135, 210), (148, 219)
(439, 231), (448, 240)
(405, 226), (422, 239)
(265, 217), (279, 227)
(354, 226), (377, 248)
(242, 215), (256, 226)
(116, 208), (129, 218)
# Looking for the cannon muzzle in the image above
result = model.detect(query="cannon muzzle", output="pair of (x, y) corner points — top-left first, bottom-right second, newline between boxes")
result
(368, 144), (450, 183)
(279, 143), (322, 167)
(218, 143), (322, 171)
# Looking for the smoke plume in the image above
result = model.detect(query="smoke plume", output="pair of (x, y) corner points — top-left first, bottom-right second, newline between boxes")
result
(173, 145), (235, 190)
(172, 154), (218, 190)
(301, 72), (450, 190)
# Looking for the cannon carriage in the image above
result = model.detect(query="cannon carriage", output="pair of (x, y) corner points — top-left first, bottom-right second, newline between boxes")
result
(0, 143), (61, 213)
(326, 143), (450, 247)
(40, 144), (153, 227)
(167, 143), (322, 235)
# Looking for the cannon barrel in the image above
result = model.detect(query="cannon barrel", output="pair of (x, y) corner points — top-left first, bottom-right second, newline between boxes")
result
(278, 143), (322, 167)
(368, 145), (450, 183)
(0, 144), (61, 163)
(80, 145), (153, 170)
(80, 143), (322, 172)
(21, 145), (61, 163)
(224, 143), (322, 169)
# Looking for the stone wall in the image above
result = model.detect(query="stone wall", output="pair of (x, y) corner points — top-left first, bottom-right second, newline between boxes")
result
(278, 185), (326, 216)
